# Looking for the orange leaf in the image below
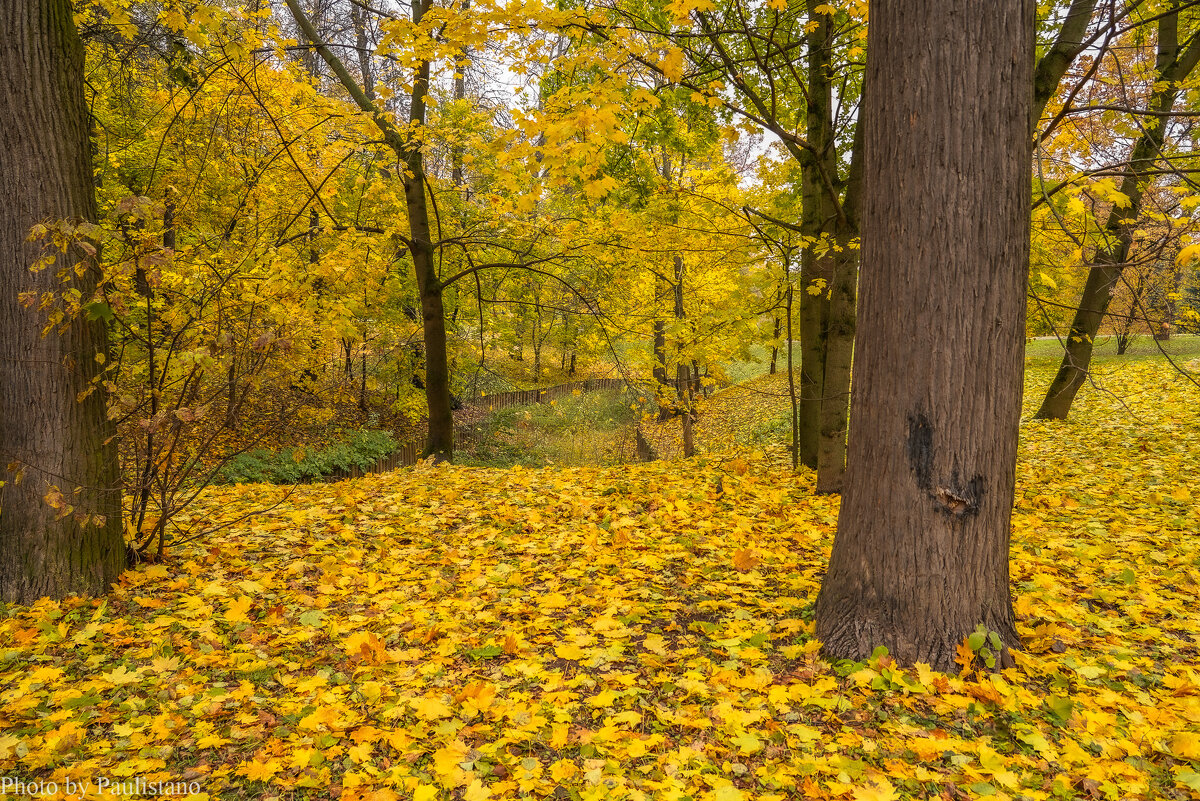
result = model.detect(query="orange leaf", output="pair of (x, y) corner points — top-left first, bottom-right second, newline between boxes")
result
(955, 639), (975, 673)
(732, 548), (760, 572)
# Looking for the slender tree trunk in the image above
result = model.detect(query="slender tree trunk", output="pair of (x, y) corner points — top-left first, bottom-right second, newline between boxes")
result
(0, 0), (124, 602)
(360, 350), (367, 412)
(815, 0), (1032, 672)
(401, 0), (452, 459)
(1032, 0), (1098, 128)
(672, 255), (694, 457)
(769, 313), (781, 375)
(814, 113), (863, 495)
(350, 3), (376, 101)
(652, 316), (667, 381)
(796, 257), (827, 469)
(284, 0), (455, 460)
(1035, 5), (1200, 420)
(450, 0), (470, 189)
(785, 283), (798, 472)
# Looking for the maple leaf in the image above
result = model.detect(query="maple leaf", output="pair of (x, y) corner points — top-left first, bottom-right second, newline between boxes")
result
(555, 642), (587, 660)
(238, 758), (281, 781)
(732, 548), (760, 572)
(1172, 732), (1200, 761)
(954, 639), (976, 673)
(414, 696), (452, 721)
(412, 785), (438, 801)
(852, 779), (898, 801)
(224, 596), (253, 623)
(101, 665), (144, 686)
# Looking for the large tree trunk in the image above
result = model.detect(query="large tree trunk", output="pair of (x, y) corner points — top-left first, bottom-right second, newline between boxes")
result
(0, 1), (124, 602)
(815, 0), (1032, 672)
(1035, 5), (1200, 420)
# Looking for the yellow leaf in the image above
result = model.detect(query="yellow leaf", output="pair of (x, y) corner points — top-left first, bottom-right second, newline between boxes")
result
(643, 634), (668, 655)
(731, 731), (761, 754)
(463, 780), (492, 801)
(224, 596), (253, 623)
(555, 642), (587, 661)
(433, 742), (471, 779)
(102, 665), (143, 686)
(239, 758), (281, 781)
(1176, 243), (1200, 267)
(712, 784), (743, 801)
(853, 779), (897, 801)
(415, 696), (453, 720)
(549, 759), (577, 781)
(661, 48), (685, 82)
(1172, 732), (1200, 761)
(413, 785), (439, 801)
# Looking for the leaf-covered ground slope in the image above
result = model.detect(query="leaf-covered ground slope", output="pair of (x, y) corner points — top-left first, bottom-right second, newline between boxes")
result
(1, 362), (1198, 800)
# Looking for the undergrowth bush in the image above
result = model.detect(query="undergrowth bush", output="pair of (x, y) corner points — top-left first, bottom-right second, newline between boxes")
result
(215, 429), (398, 484)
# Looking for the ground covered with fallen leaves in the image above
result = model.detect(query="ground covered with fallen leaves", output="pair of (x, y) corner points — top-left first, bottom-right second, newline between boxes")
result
(1, 361), (1199, 801)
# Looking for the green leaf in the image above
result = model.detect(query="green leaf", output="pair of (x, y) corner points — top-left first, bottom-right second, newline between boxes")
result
(1045, 696), (1073, 722)
(467, 644), (502, 660)
(299, 610), (325, 627)
(84, 301), (114, 322)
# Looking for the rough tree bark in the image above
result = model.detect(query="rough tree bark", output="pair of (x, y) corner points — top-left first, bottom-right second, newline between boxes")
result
(1035, 4), (1200, 420)
(0, 0), (125, 602)
(815, 0), (1032, 671)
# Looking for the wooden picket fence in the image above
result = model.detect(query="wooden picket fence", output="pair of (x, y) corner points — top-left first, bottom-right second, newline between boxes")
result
(318, 439), (421, 481)
(469, 377), (645, 410)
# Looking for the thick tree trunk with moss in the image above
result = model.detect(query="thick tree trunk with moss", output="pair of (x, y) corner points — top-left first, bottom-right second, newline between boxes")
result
(0, 1), (125, 602)
(815, 0), (1031, 672)
(800, 0), (858, 490)
(1035, 5), (1200, 420)
(814, 236), (857, 494)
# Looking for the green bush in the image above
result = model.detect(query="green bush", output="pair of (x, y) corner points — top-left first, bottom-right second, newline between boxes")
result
(215, 429), (399, 484)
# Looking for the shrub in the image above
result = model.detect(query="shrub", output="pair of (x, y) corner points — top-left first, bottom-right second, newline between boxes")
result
(215, 429), (398, 484)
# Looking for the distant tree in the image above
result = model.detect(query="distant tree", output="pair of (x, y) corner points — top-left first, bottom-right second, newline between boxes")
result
(0, 1), (124, 602)
(1035, 1), (1200, 419)
(815, 0), (1032, 671)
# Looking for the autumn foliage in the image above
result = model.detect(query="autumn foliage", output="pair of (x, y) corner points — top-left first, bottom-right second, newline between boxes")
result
(1, 362), (1198, 799)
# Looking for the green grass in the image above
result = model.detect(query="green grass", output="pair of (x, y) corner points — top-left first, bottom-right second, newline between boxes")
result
(1024, 333), (1200, 362)
(721, 342), (803, 384)
(457, 389), (647, 468)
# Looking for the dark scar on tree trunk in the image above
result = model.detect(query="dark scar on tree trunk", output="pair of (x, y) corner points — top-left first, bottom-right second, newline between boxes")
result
(906, 412), (933, 490)
(908, 411), (984, 517)
(933, 474), (984, 517)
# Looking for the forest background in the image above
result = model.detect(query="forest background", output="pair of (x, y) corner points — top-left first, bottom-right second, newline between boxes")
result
(1, 0), (1200, 798)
